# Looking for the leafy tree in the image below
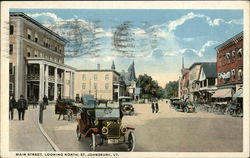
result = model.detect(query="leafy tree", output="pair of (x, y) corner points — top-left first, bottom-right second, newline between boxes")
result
(136, 74), (164, 100)
(164, 81), (179, 99)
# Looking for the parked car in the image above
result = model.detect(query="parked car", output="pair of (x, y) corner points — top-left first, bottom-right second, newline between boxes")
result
(75, 99), (135, 151)
(118, 96), (135, 115)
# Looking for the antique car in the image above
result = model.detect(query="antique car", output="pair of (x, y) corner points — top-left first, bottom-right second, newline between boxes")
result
(55, 97), (79, 121)
(170, 99), (195, 113)
(75, 95), (135, 151)
(118, 96), (135, 115)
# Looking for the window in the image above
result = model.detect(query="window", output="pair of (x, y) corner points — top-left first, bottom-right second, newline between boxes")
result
(232, 50), (236, 62)
(105, 83), (109, 89)
(34, 50), (38, 57)
(105, 74), (109, 80)
(35, 32), (38, 43)
(9, 82), (14, 94)
(237, 48), (243, 58)
(231, 69), (236, 81)
(55, 46), (57, 52)
(94, 74), (97, 81)
(59, 49), (62, 54)
(27, 47), (31, 57)
(94, 83), (97, 90)
(82, 74), (86, 80)
(27, 28), (32, 40)
(9, 63), (13, 75)
(226, 52), (230, 64)
(82, 83), (86, 89)
(238, 68), (243, 81)
(10, 25), (14, 35)
(9, 44), (13, 55)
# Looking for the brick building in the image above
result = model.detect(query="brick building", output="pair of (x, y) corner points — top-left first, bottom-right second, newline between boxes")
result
(212, 32), (243, 102)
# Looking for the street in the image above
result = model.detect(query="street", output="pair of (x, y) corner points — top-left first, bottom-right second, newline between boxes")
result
(40, 100), (242, 152)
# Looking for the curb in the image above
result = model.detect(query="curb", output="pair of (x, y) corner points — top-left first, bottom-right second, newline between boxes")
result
(37, 108), (61, 152)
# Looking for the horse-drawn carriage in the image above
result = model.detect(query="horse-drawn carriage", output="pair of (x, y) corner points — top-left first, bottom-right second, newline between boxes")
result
(75, 95), (135, 151)
(55, 97), (79, 121)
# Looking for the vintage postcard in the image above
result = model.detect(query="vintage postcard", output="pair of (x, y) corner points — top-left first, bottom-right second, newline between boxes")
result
(1, 1), (249, 158)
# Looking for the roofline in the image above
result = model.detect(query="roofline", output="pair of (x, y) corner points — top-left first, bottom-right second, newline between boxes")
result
(188, 62), (214, 70)
(76, 69), (120, 76)
(215, 31), (243, 51)
(10, 12), (68, 43)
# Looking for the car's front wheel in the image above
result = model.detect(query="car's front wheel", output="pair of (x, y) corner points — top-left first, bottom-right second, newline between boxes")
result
(90, 133), (96, 151)
(76, 126), (81, 141)
(127, 131), (135, 152)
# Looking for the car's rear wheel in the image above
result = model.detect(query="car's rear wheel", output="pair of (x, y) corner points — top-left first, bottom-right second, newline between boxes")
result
(90, 133), (96, 151)
(76, 126), (81, 141)
(184, 107), (189, 113)
(127, 131), (135, 152)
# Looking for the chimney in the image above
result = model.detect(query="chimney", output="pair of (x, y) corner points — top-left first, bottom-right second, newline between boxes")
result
(97, 64), (100, 70)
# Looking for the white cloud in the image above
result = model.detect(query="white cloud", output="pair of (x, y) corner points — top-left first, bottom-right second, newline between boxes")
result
(167, 12), (242, 32)
(27, 12), (63, 22)
(182, 37), (194, 42)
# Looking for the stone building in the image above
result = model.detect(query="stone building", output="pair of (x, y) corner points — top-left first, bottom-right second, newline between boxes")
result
(212, 32), (243, 102)
(9, 12), (75, 102)
(74, 63), (126, 101)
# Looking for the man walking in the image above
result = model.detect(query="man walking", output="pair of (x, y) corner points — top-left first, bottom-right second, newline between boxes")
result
(17, 95), (28, 120)
(151, 101), (155, 113)
(9, 95), (16, 120)
(43, 95), (48, 109)
(155, 102), (159, 113)
(32, 96), (37, 108)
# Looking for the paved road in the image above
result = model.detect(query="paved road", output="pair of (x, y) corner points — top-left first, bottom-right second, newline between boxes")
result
(42, 100), (242, 152)
(9, 106), (54, 151)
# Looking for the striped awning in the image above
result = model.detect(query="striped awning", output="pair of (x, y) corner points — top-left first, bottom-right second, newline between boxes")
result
(212, 88), (232, 98)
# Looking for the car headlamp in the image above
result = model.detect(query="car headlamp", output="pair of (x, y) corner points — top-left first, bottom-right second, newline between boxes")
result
(102, 127), (108, 135)
(120, 126), (127, 134)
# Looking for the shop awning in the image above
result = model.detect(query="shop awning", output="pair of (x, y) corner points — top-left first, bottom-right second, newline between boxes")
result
(212, 88), (232, 98)
(233, 89), (243, 98)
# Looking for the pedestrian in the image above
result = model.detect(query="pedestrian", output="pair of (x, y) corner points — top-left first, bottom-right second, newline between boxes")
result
(155, 102), (159, 113)
(151, 101), (155, 113)
(43, 95), (48, 109)
(32, 96), (37, 108)
(39, 100), (44, 124)
(17, 95), (28, 120)
(9, 95), (17, 120)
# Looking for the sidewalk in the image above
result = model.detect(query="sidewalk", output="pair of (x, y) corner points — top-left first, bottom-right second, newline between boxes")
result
(9, 105), (54, 151)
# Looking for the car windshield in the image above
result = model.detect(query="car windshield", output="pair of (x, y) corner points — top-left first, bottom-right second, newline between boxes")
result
(95, 107), (120, 120)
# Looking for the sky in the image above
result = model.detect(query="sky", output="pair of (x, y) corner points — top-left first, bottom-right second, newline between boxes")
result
(10, 9), (243, 87)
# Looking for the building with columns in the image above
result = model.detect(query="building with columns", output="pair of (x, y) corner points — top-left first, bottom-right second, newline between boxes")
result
(9, 12), (75, 102)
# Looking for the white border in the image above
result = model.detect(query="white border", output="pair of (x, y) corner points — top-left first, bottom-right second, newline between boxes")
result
(1, 1), (249, 158)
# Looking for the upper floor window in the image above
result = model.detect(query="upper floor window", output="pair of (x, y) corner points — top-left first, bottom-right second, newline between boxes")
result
(82, 74), (86, 81)
(82, 83), (86, 89)
(94, 83), (97, 90)
(9, 63), (14, 75)
(105, 83), (109, 89)
(238, 68), (243, 81)
(232, 50), (236, 62)
(35, 32), (38, 43)
(231, 69), (236, 81)
(9, 44), (13, 55)
(34, 50), (38, 57)
(237, 48), (243, 58)
(10, 25), (14, 35)
(105, 74), (109, 80)
(226, 52), (230, 64)
(27, 28), (32, 40)
(27, 47), (31, 57)
(9, 82), (14, 94)
(94, 74), (97, 81)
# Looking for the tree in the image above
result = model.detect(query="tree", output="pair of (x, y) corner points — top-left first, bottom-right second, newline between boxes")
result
(164, 81), (179, 99)
(136, 74), (164, 100)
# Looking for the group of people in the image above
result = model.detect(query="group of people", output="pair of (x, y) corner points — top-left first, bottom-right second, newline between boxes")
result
(9, 95), (28, 120)
(9, 94), (49, 121)
(151, 102), (159, 113)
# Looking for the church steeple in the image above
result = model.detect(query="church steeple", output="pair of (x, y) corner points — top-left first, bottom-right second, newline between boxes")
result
(111, 60), (116, 70)
(128, 59), (136, 81)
